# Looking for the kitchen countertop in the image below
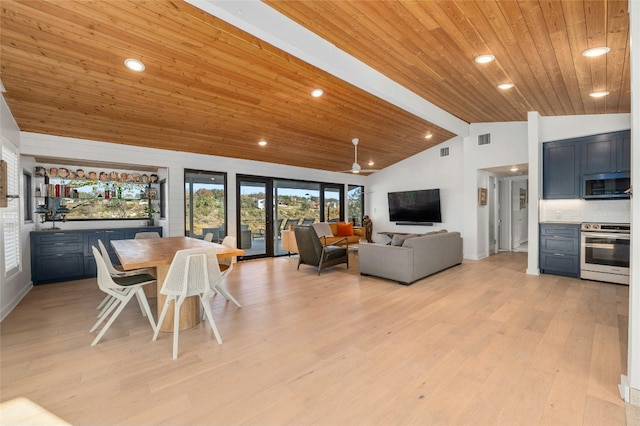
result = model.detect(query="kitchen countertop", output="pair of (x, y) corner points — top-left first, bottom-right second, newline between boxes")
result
(539, 221), (582, 224)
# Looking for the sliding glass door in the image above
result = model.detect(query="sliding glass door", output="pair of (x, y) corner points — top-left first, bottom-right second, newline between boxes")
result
(238, 177), (272, 258)
(237, 177), (357, 257)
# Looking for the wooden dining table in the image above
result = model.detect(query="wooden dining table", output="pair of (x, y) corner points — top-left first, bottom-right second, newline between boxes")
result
(111, 236), (244, 332)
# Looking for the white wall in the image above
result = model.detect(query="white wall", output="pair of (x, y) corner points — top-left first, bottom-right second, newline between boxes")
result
(539, 113), (631, 143)
(19, 132), (367, 238)
(366, 136), (465, 243)
(0, 95), (33, 321)
(464, 122), (529, 259)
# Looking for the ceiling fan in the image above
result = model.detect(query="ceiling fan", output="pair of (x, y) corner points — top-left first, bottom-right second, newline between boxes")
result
(341, 138), (379, 174)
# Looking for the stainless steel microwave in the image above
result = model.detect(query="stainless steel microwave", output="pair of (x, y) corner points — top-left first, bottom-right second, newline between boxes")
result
(583, 172), (631, 199)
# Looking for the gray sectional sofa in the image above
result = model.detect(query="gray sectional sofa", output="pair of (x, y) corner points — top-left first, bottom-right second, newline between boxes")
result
(358, 230), (463, 285)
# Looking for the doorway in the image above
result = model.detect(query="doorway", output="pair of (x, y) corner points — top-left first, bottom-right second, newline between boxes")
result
(496, 176), (529, 252)
(489, 175), (498, 254)
(237, 177), (273, 259)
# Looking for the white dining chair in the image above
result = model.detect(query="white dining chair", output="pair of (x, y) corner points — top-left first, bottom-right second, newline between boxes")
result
(153, 247), (223, 359)
(203, 232), (214, 242)
(216, 236), (241, 307)
(134, 231), (161, 239)
(89, 246), (157, 346)
(202, 236), (241, 321)
(96, 239), (149, 318)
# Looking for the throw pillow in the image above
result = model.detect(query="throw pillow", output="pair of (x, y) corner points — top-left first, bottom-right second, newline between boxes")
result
(337, 222), (354, 237)
(312, 222), (334, 238)
(391, 233), (418, 246)
(401, 234), (420, 247)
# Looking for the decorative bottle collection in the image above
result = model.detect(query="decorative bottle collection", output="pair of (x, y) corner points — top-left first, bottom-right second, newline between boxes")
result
(40, 183), (78, 199)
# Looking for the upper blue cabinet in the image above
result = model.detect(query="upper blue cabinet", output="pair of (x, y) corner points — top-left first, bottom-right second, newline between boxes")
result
(543, 139), (581, 199)
(582, 130), (630, 175)
(543, 130), (630, 200)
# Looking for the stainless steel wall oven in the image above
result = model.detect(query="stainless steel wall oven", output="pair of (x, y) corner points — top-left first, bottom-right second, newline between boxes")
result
(580, 222), (630, 285)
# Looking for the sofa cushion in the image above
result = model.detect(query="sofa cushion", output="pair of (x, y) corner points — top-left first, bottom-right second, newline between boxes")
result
(401, 235), (422, 247)
(312, 222), (334, 238)
(337, 222), (354, 237)
(391, 233), (418, 246)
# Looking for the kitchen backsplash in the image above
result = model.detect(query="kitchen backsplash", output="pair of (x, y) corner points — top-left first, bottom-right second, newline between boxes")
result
(540, 199), (631, 223)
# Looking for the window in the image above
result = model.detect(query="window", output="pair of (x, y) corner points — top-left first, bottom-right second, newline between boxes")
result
(44, 177), (153, 220)
(185, 170), (226, 239)
(23, 170), (32, 222)
(348, 185), (364, 226)
(273, 179), (320, 226)
(322, 184), (342, 222)
(2, 141), (21, 276)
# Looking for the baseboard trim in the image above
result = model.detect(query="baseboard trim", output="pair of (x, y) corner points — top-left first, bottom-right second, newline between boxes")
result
(0, 281), (33, 322)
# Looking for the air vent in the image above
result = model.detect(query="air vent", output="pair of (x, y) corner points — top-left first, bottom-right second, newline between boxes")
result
(440, 147), (449, 157)
(478, 133), (491, 145)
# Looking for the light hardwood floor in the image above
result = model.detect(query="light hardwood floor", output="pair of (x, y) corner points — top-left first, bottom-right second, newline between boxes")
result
(0, 252), (629, 425)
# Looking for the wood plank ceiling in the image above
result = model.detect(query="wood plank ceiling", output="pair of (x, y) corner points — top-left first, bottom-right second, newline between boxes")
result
(0, 1), (630, 173)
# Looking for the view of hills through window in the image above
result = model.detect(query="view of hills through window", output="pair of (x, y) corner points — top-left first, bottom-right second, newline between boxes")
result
(187, 184), (360, 238)
(37, 178), (155, 221)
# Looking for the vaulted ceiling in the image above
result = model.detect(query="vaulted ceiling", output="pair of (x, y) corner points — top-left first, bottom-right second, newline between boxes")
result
(0, 0), (630, 173)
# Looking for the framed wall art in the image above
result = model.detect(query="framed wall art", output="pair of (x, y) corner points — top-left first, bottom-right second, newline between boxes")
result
(478, 187), (487, 206)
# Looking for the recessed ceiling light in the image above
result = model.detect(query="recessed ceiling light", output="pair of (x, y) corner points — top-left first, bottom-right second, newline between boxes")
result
(368, 161), (375, 166)
(311, 88), (324, 97)
(510, 166), (519, 172)
(474, 54), (495, 64)
(497, 83), (514, 90)
(589, 91), (610, 98)
(258, 140), (267, 146)
(582, 46), (611, 57)
(425, 133), (433, 139)
(124, 58), (145, 72)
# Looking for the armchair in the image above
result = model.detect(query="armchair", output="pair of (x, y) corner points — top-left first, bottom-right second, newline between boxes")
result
(293, 226), (349, 275)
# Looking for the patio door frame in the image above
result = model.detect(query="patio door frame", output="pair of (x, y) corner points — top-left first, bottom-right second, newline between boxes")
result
(236, 176), (348, 259)
(237, 175), (274, 259)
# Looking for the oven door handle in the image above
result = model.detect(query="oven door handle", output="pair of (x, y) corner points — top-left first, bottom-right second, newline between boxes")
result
(582, 232), (630, 240)
(584, 243), (616, 250)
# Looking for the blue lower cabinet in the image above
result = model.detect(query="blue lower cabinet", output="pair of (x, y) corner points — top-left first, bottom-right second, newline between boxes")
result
(31, 226), (162, 284)
(34, 253), (84, 283)
(539, 223), (580, 278)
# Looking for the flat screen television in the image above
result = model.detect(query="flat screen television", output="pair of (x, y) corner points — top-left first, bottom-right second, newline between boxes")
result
(388, 188), (442, 224)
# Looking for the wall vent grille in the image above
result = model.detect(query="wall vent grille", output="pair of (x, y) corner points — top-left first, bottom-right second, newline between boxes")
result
(440, 147), (450, 157)
(478, 133), (491, 145)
